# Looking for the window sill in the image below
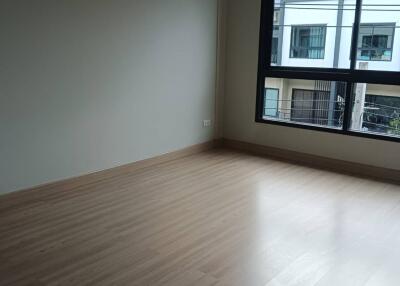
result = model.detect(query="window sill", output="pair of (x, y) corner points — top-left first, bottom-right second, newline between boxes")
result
(256, 117), (400, 143)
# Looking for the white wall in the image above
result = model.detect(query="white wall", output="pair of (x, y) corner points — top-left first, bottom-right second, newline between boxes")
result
(223, 0), (400, 171)
(215, 0), (228, 138)
(0, 0), (218, 194)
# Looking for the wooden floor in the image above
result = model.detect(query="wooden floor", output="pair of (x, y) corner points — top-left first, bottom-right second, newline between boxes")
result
(1, 149), (400, 286)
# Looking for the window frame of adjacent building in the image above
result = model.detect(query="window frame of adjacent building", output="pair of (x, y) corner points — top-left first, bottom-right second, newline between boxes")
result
(255, 0), (400, 143)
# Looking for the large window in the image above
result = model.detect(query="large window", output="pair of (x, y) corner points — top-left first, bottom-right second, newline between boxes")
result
(290, 26), (326, 59)
(358, 23), (395, 61)
(257, 0), (400, 142)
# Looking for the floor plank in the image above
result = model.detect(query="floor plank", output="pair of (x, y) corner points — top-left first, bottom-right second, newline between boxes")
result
(1, 149), (400, 286)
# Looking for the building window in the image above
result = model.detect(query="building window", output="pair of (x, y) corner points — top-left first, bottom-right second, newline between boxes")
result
(273, 10), (280, 23)
(291, 89), (331, 125)
(264, 88), (279, 118)
(290, 26), (326, 59)
(358, 24), (395, 61)
(257, 1), (400, 142)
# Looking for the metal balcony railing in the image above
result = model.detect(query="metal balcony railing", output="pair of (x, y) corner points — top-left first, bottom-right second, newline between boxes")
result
(263, 98), (400, 136)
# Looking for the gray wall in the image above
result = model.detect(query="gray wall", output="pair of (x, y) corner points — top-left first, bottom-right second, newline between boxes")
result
(223, 0), (400, 171)
(0, 0), (218, 194)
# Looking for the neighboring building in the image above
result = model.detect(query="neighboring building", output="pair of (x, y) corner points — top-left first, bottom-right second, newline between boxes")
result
(265, 0), (400, 136)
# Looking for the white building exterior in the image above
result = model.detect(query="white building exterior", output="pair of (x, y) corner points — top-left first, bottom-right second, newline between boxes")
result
(275, 0), (400, 71)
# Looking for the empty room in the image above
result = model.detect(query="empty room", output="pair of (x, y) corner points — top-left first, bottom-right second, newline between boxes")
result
(2, 0), (400, 285)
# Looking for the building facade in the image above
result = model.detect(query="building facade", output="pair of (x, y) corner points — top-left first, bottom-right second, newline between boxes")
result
(264, 0), (400, 136)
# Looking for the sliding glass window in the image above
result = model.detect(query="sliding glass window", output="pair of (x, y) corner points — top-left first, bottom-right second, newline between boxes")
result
(256, 0), (400, 142)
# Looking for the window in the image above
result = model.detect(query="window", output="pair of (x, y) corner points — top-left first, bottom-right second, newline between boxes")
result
(357, 24), (395, 61)
(264, 88), (279, 117)
(292, 89), (335, 125)
(257, 1), (400, 142)
(273, 10), (280, 23)
(290, 26), (326, 59)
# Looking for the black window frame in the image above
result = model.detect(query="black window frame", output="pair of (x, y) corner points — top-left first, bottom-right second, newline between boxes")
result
(255, 0), (400, 143)
(289, 25), (327, 60)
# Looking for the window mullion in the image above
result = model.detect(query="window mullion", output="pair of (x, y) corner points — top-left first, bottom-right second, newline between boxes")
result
(343, 0), (363, 131)
(350, 0), (363, 70)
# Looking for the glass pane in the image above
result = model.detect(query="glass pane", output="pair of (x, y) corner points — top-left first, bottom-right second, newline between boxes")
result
(350, 83), (400, 138)
(271, 0), (355, 68)
(263, 77), (347, 129)
(356, 1), (399, 70)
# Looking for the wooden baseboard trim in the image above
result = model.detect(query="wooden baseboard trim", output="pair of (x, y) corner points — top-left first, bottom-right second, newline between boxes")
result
(3, 140), (220, 199)
(3, 137), (398, 199)
(221, 138), (400, 185)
